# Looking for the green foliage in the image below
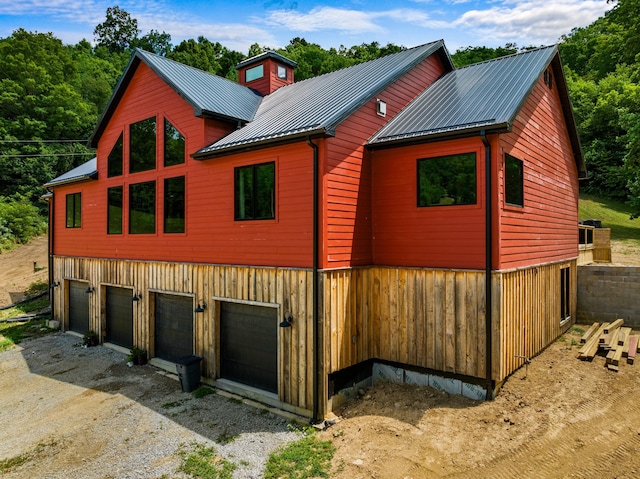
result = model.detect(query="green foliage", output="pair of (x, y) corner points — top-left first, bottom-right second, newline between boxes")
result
(178, 442), (236, 479)
(579, 193), (640, 241)
(0, 319), (53, 352)
(264, 435), (335, 479)
(93, 6), (140, 53)
(192, 385), (215, 399)
(451, 43), (520, 68)
(0, 195), (46, 249)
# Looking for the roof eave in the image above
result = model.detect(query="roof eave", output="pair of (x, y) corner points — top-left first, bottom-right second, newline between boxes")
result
(43, 172), (98, 189)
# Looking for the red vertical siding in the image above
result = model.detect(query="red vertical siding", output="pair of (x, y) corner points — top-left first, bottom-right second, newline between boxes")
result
(53, 64), (314, 268)
(371, 138), (487, 269)
(238, 58), (293, 95)
(323, 54), (447, 269)
(497, 74), (580, 269)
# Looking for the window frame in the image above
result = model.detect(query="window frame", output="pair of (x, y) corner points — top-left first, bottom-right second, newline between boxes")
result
(245, 64), (264, 82)
(277, 64), (287, 79)
(163, 118), (185, 167)
(234, 161), (276, 221)
(164, 176), (185, 234)
(129, 181), (156, 234)
(107, 133), (123, 178)
(416, 152), (477, 207)
(107, 186), (123, 235)
(65, 192), (82, 228)
(505, 154), (524, 208)
(129, 116), (157, 174)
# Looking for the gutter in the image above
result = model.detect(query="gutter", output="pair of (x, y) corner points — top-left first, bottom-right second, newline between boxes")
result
(306, 136), (321, 423)
(480, 131), (494, 399)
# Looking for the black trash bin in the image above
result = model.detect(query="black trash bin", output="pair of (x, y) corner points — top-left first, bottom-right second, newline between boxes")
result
(175, 355), (203, 392)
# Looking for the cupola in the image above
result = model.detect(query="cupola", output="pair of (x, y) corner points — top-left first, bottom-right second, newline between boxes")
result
(236, 51), (297, 96)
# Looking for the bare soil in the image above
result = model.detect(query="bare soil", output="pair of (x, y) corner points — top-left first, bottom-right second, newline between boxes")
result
(1, 238), (640, 478)
(0, 236), (49, 307)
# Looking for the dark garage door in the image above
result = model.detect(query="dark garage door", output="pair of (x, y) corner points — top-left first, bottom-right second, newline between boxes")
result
(220, 302), (277, 394)
(155, 294), (193, 362)
(68, 280), (89, 334)
(105, 286), (133, 349)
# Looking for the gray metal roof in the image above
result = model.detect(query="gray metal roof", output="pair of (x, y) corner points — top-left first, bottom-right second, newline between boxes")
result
(44, 157), (97, 188)
(89, 49), (262, 148)
(194, 41), (452, 158)
(368, 46), (559, 145)
(236, 50), (298, 69)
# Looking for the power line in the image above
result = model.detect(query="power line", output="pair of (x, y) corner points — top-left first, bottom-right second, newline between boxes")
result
(0, 139), (90, 144)
(0, 152), (95, 158)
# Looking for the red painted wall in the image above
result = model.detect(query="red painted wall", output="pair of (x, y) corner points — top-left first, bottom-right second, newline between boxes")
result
(53, 63), (314, 268)
(496, 71), (580, 269)
(371, 138), (487, 269)
(322, 54), (447, 269)
(238, 58), (294, 95)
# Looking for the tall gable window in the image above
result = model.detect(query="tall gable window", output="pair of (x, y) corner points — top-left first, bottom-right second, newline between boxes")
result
(245, 64), (264, 82)
(417, 153), (477, 207)
(164, 176), (185, 233)
(130, 117), (156, 173)
(164, 119), (185, 167)
(108, 186), (123, 234)
(129, 181), (156, 234)
(108, 133), (123, 177)
(505, 154), (524, 207)
(235, 162), (275, 220)
(66, 193), (81, 228)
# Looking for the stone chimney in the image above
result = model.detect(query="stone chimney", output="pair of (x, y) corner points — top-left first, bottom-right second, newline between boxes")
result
(236, 51), (297, 96)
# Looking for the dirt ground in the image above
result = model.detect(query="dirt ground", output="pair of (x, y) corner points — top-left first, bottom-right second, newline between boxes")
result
(0, 236), (49, 307)
(2, 237), (640, 478)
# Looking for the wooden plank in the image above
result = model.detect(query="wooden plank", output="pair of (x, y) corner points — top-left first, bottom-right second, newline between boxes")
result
(580, 323), (600, 344)
(603, 319), (624, 334)
(618, 327), (632, 347)
(578, 322), (608, 360)
(628, 335), (638, 364)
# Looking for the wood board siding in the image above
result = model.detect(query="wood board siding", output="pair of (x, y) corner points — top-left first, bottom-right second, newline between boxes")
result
(323, 54), (447, 269)
(53, 256), (575, 414)
(498, 74), (579, 269)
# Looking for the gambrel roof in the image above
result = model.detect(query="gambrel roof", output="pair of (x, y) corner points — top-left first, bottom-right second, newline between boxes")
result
(368, 46), (586, 177)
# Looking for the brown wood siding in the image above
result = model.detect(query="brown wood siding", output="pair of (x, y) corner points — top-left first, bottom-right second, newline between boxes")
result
(323, 54), (447, 269)
(498, 75), (580, 269)
(371, 138), (487, 269)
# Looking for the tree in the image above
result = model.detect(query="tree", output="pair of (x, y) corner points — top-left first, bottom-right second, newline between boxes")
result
(133, 29), (172, 56)
(93, 6), (140, 53)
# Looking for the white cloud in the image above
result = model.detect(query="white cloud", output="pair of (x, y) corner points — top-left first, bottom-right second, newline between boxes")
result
(454, 0), (612, 45)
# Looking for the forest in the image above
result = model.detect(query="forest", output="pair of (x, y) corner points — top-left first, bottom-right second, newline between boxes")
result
(0, 0), (639, 249)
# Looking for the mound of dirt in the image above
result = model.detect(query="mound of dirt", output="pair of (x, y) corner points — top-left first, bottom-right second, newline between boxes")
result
(0, 236), (49, 307)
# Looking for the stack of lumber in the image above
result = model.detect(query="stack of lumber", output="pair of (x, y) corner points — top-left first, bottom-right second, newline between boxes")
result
(577, 319), (640, 371)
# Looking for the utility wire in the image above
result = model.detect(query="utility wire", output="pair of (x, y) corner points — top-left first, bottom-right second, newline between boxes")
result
(0, 139), (89, 143)
(0, 152), (95, 158)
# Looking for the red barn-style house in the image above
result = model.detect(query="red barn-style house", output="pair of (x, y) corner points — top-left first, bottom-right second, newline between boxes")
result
(44, 41), (585, 419)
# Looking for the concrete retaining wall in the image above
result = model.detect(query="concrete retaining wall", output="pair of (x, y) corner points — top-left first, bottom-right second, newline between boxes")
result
(577, 265), (640, 328)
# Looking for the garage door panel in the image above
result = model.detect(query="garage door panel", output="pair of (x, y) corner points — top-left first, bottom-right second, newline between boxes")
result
(68, 280), (89, 334)
(220, 302), (277, 394)
(105, 286), (133, 349)
(155, 294), (193, 362)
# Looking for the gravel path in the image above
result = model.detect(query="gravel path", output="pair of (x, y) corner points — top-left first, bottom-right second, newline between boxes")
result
(0, 333), (303, 478)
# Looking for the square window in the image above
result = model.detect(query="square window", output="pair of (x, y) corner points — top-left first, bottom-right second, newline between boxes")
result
(235, 162), (275, 220)
(417, 153), (477, 207)
(245, 64), (264, 82)
(164, 119), (185, 167)
(65, 192), (81, 228)
(129, 181), (156, 234)
(277, 64), (287, 79)
(108, 133), (123, 177)
(164, 176), (185, 233)
(130, 117), (156, 173)
(505, 154), (524, 207)
(107, 186), (123, 234)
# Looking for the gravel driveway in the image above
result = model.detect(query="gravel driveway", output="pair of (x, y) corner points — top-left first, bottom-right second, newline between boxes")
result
(0, 333), (302, 479)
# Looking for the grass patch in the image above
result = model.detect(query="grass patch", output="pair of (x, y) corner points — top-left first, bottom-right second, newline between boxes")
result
(579, 193), (640, 242)
(0, 292), (50, 321)
(264, 435), (335, 479)
(215, 428), (238, 445)
(0, 440), (57, 473)
(179, 442), (236, 479)
(192, 385), (214, 399)
(0, 319), (53, 352)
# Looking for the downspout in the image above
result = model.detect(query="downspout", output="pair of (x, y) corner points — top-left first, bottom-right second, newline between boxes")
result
(480, 131), (494, 400)
(306, 136), (320, 423)
(48, 189), (55, 321)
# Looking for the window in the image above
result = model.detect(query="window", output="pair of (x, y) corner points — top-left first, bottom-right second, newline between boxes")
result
(560, 266), (571, 322)
(108, 133), (123, 177)
(66, 193), (81, 228)
(164, 176), (185, 233)
(277, 64), (287, 79)
(129, 181), (156, 234)
(107, 186), (123, 234)
(130, 117), (156, 173)
(235, 162), (275, 220)
(505, 154), (524, 207)
(164, 119), (185, 167)
(417, 153), (477, 207)
(245, 64), (264, 82)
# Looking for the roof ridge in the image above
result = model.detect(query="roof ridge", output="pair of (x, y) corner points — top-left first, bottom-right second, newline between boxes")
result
(456, 44), (557, 70)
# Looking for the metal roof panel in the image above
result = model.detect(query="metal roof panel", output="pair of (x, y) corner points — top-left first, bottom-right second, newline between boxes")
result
(44, 158), (97, 188)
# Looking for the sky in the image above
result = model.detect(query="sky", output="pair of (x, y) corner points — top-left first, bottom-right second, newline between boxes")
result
(0, 0), (612, 54)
